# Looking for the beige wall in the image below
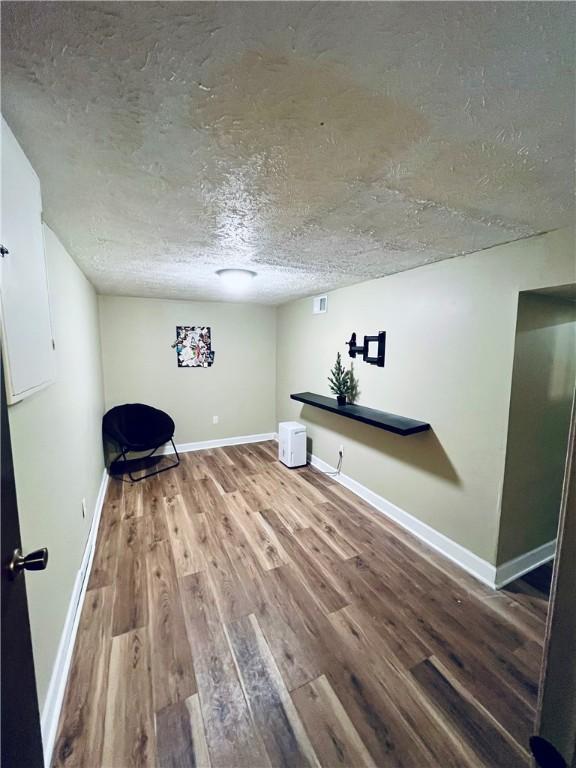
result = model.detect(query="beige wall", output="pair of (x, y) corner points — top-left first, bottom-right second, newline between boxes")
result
(497, 293), (576, 564)
(98, 296), (276, 444)
(276, 228), (575, 564)
(8, 225), (105, 708)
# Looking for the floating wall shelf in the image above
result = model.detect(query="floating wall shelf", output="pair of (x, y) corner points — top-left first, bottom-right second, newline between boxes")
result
(290, 392), (431, 436)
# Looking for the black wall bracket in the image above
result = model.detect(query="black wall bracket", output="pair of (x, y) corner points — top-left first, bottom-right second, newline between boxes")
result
(346, 331), (386, 367)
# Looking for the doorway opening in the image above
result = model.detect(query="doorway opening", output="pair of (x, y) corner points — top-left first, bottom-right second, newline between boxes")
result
(497, 283), (576, 667)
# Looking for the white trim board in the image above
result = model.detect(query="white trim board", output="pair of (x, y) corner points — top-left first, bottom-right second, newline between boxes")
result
(307, 452), (555, 590)
(162, 431), (277, 455)
(494, 539), (556, 589)
(41, 468), (108, 768)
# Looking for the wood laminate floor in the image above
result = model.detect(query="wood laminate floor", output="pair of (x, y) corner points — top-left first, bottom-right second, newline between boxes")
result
(53, 441), (549, 768)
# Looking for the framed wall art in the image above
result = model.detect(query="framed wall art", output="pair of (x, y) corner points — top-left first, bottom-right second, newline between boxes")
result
(172, 326), (215, 368)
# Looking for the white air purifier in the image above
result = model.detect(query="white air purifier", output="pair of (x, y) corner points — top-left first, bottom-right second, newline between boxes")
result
(278, 421), (307, 468)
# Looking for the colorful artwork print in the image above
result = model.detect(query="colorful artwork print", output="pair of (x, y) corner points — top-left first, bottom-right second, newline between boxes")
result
(172, 326), (215, 367)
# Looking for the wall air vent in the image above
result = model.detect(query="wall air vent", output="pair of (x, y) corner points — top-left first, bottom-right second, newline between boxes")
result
(313, 295), (328, 314)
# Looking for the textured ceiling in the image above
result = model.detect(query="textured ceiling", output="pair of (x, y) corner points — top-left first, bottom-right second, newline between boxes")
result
(2, 2), (575, 304)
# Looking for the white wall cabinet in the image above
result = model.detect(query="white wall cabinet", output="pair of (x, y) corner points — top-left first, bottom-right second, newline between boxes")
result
(1, 117), (56, 403)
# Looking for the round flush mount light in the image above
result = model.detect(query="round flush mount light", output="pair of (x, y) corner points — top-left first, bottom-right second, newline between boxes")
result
(216, 268), (257, 293)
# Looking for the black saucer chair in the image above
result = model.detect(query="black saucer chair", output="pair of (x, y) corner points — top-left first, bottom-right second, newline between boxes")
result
(102, 403), (180, 482)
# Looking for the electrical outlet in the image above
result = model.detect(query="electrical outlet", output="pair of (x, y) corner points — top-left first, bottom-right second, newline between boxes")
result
(81, 498), (86, 519)
(213, 415), (219, 425)
(338, 444), (344, 456)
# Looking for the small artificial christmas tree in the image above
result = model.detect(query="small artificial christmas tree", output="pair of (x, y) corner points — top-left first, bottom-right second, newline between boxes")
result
(347, 362), (360, 404)
(328, 352), (350, 406)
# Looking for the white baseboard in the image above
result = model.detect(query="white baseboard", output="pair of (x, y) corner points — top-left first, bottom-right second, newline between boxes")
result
(308, 452), (555, 591)
(162, 432), (277, 455)
(494, 539), (556, 589)
(41, 468), (109, 768)
(308, 453), (498, 588)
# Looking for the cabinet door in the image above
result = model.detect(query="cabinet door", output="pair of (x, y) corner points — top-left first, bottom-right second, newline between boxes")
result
(1, 117), (56, 403)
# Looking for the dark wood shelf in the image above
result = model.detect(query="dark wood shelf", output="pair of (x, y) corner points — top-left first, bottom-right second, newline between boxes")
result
(290, 392), (431, 436)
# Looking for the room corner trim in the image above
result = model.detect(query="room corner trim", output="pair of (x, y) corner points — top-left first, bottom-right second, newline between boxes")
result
(307, 452), (498, 588)
(162, 432), (277, 455)
(41, 467), (109, 768)
(494, 539), (556, 589)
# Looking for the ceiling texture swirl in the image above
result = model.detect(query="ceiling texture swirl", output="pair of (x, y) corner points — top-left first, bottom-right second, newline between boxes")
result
(2, 2), (574, 303)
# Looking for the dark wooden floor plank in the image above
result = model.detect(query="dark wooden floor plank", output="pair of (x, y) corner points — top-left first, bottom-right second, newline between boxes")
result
(224, 491), (289, 571)
(146, 539), (197, 710)
(297, 501), (359, 559)
(318, 549), (430, 669)
(122, 479), (144, 520)
(112, 516), (149, 636)
(513, 639), (544, 679)
(203, 454), (239, 494)
(102, 629), (156, 767)
(322, 652), (433, 766)
(291, 675), (378, 768)
(263, 563), (433, 767)
(249, 568), (324, 691)
(411, 656), (530, 767)
(266, 463), (328, 505)
(327, 606), (480, 768)
(179, 572), (270, 768)
(52, 587), (113, 767)
(227, 613), (320, 768)
(165, 493), (207, 576)
(261, 508), (349, 614)
(245, 442), (277, 466)
(477, 589), (546, 646)
(155, 695), (211, 768)
(87, 505), (121, 591)
(194, 476), (226, 512)
(220, 444), (260, 474)
(146, 483), (170, 544)
(105, 476), (124, 503)
(402, 595), (536, 747)
(202, 531), (254, 623)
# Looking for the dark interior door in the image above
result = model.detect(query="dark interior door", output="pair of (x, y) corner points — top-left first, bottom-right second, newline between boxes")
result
(1, 356), (44, 767)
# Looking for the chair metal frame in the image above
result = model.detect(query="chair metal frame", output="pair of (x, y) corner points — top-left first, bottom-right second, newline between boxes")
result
(110, 438), (180, 483)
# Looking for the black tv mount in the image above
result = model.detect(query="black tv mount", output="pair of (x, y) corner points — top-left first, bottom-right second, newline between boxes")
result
(346, 331), (386, 367)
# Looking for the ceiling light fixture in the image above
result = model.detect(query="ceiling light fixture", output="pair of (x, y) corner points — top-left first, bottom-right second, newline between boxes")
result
(216, 268), (257, 293)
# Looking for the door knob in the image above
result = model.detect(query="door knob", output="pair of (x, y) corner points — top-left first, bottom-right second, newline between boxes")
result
(7, 548), (48, 578)
(0, 244), (9, 257)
